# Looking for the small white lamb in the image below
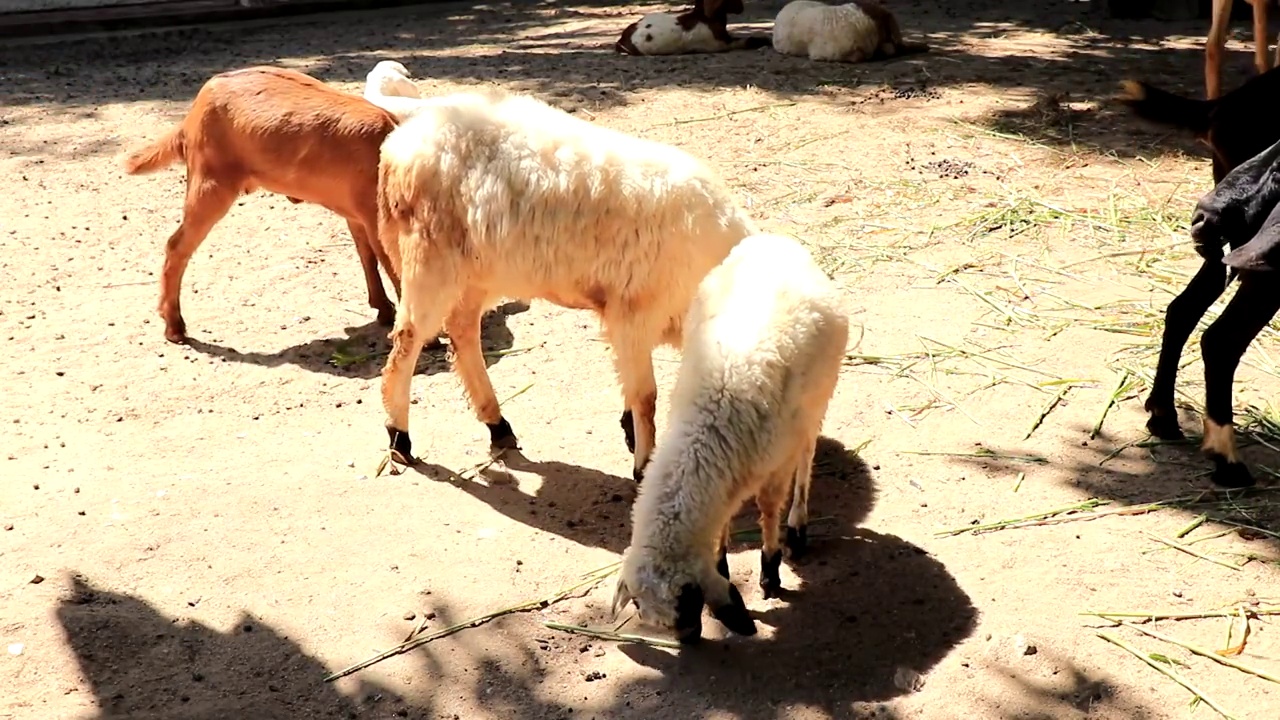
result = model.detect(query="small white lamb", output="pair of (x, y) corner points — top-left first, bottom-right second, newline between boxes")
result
(363, 60), (428, 122)
(772, 0), (928, 63)
(613, 232), (850, 642)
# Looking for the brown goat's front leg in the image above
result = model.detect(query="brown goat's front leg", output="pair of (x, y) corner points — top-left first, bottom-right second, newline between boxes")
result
(158, 175), (239, 343)
(1251, 0), (1272, 75)
(1199, 272), (1280, 488)
(1146, 259), (1231, 440)
(346, 220), (395, 326)
(756, 475), (787, 599)
(1207, 0), (1233, 99)
(445, 289), (519, 454)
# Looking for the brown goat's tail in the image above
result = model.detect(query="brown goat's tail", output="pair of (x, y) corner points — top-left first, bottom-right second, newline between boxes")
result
(1118, 79), (1214, 136)
(123, 127), (185, 175)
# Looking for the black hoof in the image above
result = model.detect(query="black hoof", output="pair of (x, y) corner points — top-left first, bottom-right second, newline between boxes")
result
(760, 549), (783, 599)
(387, 426), (415, 465)
(1145, 411), (1185, 441)
(716, 549), (730, 580)
(1209, 456), (1256, 489)
(620, 409), (636, 455)
(784, 525), (808, 559)
(633, 465), (645, 484)
(375, 306), (396, 327)
(487, 418), (520, 451)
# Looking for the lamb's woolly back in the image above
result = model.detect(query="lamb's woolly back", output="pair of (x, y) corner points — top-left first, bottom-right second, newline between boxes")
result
(379, 90), (757, 310)
(772, 0), (927, 63)
(620, 233), (848, 633)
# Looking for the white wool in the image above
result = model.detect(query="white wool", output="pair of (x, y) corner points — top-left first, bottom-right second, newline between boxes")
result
(378, 89), (759, 481)
(772, 0), (881, 62)
(617, 233), (849, 632)
(628, 13), (733, 55)
(363, 60), (429, 122)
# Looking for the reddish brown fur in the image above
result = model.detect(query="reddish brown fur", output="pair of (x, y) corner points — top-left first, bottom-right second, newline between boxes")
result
(1206, 0), (1273, 99)
(123, 65), (403, 343)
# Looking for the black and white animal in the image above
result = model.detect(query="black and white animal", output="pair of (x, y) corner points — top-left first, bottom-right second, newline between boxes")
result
(771, 0), (928, 63)
(1168, 137), (1280, 488)
(613, 233), (849, 642)
(1119, 71), (1280, 487)
(615, 0), (770, 55)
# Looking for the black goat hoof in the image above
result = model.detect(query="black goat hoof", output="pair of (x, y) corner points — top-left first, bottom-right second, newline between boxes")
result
(487, 418), (520, 451)
(1145, 411), (1185, 441)
(1209, 457), (1256, 489)
(784, 525), (808, 559)
(620, 409), (636, 455)
(387, 427), (415, 466)
(760, 550), (783, 599)
(716, 550), (730, 580)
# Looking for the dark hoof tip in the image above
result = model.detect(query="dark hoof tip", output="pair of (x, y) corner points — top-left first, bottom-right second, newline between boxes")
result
(632, 466), (645, 484)
(760, 579), (782, 600)
(1144, 408), (1184, 440)
(676, 626), (703, 644)
(784, 525), (808, 559)
(620, 410), (636, 455)
(1210, 458), (1256, 489)
(387, 427), (415, 465)
(487, 418), (520, 451)
(759, 550), (783, 599)
(716, 552), (730, 580)
(376, 308), (396, 327)
(164, 327), (189, 344)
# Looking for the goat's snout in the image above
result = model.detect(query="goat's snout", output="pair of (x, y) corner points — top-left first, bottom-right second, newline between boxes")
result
(1189, 209), (1208, 239)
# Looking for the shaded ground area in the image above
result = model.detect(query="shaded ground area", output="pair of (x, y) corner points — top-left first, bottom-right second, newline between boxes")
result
(2, 1), (1278, 719)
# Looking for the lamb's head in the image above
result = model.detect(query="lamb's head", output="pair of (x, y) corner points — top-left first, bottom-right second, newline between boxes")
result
(612, 545), (756, 643)
(1190, 135), (1280, 260)
(365, 60), (421, 100)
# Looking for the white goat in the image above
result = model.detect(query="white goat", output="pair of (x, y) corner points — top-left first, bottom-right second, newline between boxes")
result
(613, 233), (849, 643)
(363, 60), (428, 122)
(615, 0), (769, 55)
(772, 0), (928, 63)
(376, 88), (759, 482)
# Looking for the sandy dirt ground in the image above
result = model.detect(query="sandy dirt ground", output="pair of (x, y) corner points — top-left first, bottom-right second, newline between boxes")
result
(2, 0), (1280, 718)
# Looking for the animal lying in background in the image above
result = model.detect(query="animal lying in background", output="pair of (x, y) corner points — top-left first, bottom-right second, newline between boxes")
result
(1118, 72), (1280, 486)
(363, 60), (428, 122)
(375, 88), (758, 482)
(1164, 136), (1280, 488)
(614, 233), (849, 643)
(616, 0), (770, 55)
(771, 0), (928, 63)
(122, 66), (402, 344)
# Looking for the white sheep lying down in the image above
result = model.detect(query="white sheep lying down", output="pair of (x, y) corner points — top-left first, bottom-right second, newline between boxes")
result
(376, 88), (758, 480)
(772, 0), (928, 63)
(613, 233), (849, 642)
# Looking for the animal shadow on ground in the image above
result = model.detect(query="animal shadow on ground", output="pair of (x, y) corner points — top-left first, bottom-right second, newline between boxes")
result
(442, 435), (881, 555)
(950, 423), (1280, 556)
(54, 574), (434, 719)
(183, 300), (529, 380)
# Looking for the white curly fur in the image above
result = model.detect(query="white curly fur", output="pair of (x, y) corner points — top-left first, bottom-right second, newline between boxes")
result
(614, 233), (849, 638)
(376, 89), (759, 481)
(772, 0), (912, 63)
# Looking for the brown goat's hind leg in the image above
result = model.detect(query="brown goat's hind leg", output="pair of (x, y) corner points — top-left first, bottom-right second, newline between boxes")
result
(757, 476), (787, 599)
(445, 290), (519, 454)
(159, 175), (238, 344)
(1199, 273), (1280, 488)
(1146, 259), (1230, 440)
(346, 220), (395, 326)
(1252, 0), (1272, 75)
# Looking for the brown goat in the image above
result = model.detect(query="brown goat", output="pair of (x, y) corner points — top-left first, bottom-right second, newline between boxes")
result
(1206, 0), (1274, 99)
(123, 66), (402, 343)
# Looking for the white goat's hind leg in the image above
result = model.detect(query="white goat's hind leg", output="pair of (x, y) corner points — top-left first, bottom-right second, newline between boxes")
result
(607, 326), (659, 483)
(381, 260), (455, 465)
(445, 288), (519, 454)
(785, 434), (818, 559)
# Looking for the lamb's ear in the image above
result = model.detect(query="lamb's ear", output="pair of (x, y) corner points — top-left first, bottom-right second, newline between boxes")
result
(674, 583), (705, 644)
(709, 582), (757, 637)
